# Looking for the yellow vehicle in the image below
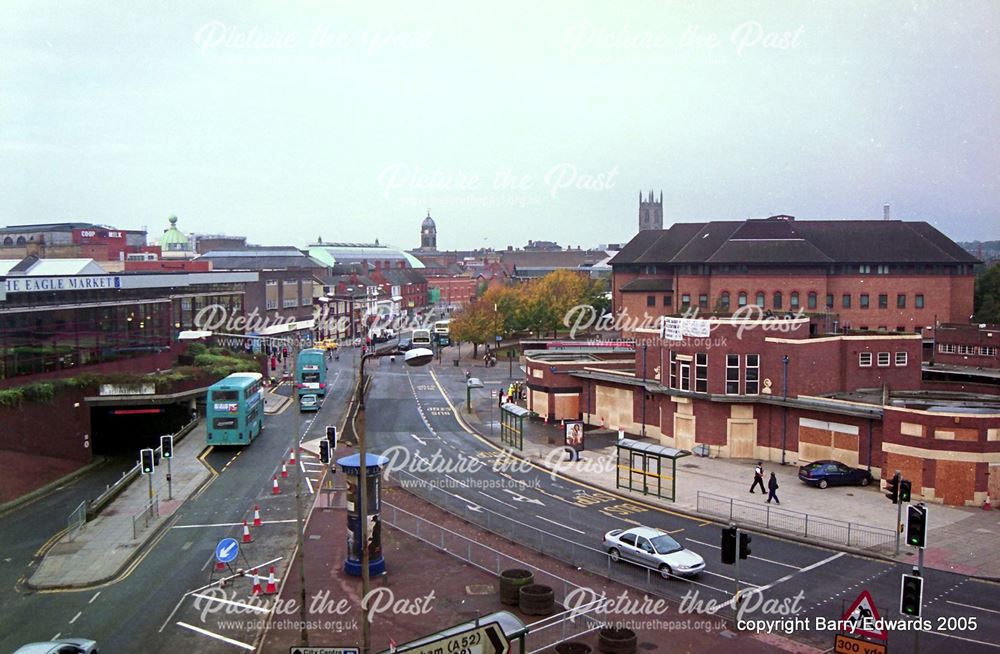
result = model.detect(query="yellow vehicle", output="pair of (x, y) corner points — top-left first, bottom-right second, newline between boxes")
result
(316, 339), (338, 350)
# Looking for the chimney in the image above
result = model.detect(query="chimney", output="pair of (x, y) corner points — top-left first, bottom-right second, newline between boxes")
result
(883, 204), (890, 221)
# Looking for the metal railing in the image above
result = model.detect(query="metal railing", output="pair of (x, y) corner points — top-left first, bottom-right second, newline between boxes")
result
(696, 491), (896, 551)
(131, 495), (160, 540)
(67, 500), (87, 541)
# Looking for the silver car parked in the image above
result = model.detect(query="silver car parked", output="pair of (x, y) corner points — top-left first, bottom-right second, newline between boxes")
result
(603, 526), (706, 578)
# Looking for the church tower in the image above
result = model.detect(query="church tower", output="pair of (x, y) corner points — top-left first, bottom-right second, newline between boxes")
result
(420, 210), (437, 250)
(639, 190), (663, 231)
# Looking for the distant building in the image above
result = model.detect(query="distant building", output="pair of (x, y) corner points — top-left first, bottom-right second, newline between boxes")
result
(0, 222), (155, 261)
(523, 240), (562, 252)
(418, 211), (437, 251)
(639, 190), (663, 231)
(309, 242), (425, 270)
(193, 234), (248, 255)
(159, 216), (195, 260)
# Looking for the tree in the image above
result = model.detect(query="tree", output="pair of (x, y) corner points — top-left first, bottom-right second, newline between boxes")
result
(974, 263), (1000, 323)
(450, 299), (496, 358)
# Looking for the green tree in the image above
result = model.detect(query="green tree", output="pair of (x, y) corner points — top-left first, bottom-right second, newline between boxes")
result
(974, 263), (1000, 323)
(450, 299), (496, 358)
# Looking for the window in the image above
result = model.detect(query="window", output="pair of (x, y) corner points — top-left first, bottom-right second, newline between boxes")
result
(669, 351), (677, 388)
(745, 354), (759, 394)
(720, 292), (730, 311)
(773, 291), (782, 309)
(679, 360), (691, 391)
(842, 294), (851, 309)
(938, 344), (957, 354)
(726, 354), (740, 395)
(681, 294), (691, 308)
(895, 352), (907, 366)
(1, 236), (11, 246)
(859, 352), (873, 367)
(877, 265), (889, 274)
(662, 295), (672, 307)
(266, 298), (279, 310)
(826, 294), (834, 309)
(643, 265), (657, 274)
(695, 353), (708, 392)
(897, 294), (906, 309)
(877, 352), (890, 367)
(807, 292), (817, 310)
(958, 344), (976, 355)
(860, 294), (869, 309)
(878, 294), (888, 309)
(915, 294), (924, 309)
(859, 265), (871, 274)
(738, 292), (748, 307)
(756, 291), (765, 307)
(266, 280), (278, 286)
(647, 295), (655, 307)
(698, 294), (708, 309)
(790, 292), (799, 309)
(981, 346), (998, 357)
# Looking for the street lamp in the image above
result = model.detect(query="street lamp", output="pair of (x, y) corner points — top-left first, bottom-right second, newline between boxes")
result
(641, 342), (648, 439)
(356, 346), (434, 654)
(781, 354), (789, 465)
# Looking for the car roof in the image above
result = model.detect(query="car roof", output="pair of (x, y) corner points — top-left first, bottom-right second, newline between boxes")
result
(623, 526), (667, 539)
(14, 641), (95, 654)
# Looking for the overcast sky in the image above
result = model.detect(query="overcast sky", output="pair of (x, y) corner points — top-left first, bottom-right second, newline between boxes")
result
(2, 1), (997, 251)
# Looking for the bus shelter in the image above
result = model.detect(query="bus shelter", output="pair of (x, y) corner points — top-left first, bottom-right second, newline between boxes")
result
(500, 403), (532, 450)
(615, 438), (691, 501)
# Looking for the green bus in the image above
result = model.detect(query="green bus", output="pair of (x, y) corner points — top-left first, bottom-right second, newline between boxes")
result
(206, 372), (264, 446)
(296, 348), (328, 396)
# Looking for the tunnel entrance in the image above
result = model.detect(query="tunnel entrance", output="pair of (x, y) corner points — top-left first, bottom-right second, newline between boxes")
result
(89, 402), (193, 456)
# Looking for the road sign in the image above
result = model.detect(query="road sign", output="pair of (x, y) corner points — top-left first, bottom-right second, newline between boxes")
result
(841, 589), (888, 641)
(215, 538), (239, 564)
(495, 335), (502, 342)
(834, 633), (886, 654)
(289, 648), (359, 654)
(397, 621), (509, 654)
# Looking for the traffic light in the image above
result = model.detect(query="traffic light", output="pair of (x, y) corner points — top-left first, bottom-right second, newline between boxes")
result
(161, 435), (173, 459)
(326, 425), (337, 447)
(906, 504), (927, 548)
(140, 448), (155, 475)
(739, 532), (752, 559)
(899, 479), (911, 503)
(885, 472), (900, 504)
(721, 526), (737, 565)
(900, 573), (923, 617)
(319, 439), (331, 464)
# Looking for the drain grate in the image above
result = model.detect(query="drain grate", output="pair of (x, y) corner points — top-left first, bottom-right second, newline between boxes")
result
(465, 584), (494, 596)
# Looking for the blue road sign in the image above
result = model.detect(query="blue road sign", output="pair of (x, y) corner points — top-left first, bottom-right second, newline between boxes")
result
(495, 335), (502, 342)
(215, 538), (239, 564)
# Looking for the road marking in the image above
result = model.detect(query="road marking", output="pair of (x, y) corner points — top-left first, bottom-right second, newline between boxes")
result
(182, 541), (193, 551)
(191, 592), (270, 613)
(946, 600), (1000, 616)
(798, 551), (844, 574)
(501, 488), (545, 506)
(89, 591), (101, 604)
(478, 491), (517, 509)
(51, 633), (60, 641)
(686, 538), (802, 570)
(701, 570), (761, 587)
(445, 475), (469, 487)
(410, 433), (427, 445)
(69, 611), (82, 624)
(536, 515), (585, 534)
(173, 519), (298, 529)
(925, 630), (1000, 649)
(305, 476), (315, 494)
(176, 621), (255, 651)
(301, 461), (325, 468)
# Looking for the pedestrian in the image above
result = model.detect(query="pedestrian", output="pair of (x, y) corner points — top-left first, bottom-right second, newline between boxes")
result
(498, 391), (505, 408)
(766, 472), (780, 504)
(749, 461), (765, 494)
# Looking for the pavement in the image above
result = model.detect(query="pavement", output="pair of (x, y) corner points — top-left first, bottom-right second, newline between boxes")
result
(430, 341), (1000, 580)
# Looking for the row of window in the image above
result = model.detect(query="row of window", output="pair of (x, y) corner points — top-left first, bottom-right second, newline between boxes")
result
(638, 263), (970, 276)
(938, 344), (999, 357)
(656, 291), (928, 311)
(858, 351), (908, 367)
(666, 352), (759, 395)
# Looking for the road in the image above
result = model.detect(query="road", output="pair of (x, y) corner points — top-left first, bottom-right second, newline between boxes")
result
(0, 351), (356, 654)
(361, 362), (1000, 654)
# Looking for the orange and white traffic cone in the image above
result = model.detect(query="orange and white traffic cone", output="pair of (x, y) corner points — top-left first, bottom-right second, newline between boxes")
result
(242, 520), (253, 543)
(253, 504), (262, 527)
(263, 566), (278, 595)
(281, 463), (288, 479)
(272, 475), (281, 495)
(251, 568), (262, 595)
(289, 448), (296, 465)
(600, 416), (606, 428)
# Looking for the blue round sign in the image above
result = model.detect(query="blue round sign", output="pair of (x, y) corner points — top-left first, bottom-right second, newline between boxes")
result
(215, 537), (239, 564)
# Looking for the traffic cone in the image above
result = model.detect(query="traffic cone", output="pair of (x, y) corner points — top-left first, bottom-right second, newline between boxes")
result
(272, 475), (281, 495)
(251, 568), (262, 595)
(215, 560), (226, 571)
(600, 416), (606, 428)
(560, 419), (565, 428)
(289, 448), (296, 465)
(242, 520), (253, 543)
(253, 504), (262, 527)
(543, 414), (548, 424)
(263, 566), (277, 595)
(281, 463), (288, 479)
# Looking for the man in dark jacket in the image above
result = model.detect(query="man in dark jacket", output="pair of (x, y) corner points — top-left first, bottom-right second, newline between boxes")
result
(749, 462), (765, 494)
(766, 472), (780, 504)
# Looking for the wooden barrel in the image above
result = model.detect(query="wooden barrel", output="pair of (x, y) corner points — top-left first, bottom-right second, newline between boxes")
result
(555, 643), (592, 654)
(598, 627), (637, 654)
(518, 583), (555, 616)
(498, 568), (534, 606)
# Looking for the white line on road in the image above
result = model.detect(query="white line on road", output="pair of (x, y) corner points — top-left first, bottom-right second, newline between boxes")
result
(89, 591), (101, 604)
(535, 515), (585, 534)
(707, 551), (845, 614)
(798, 551), (844, 574)
(69, 611), (81, 624)
(176, 621), (255, 651)
(305, 476), (315, 494)
(191, 592), (270, 613)
(301, 461), (325, 468)
(946, 600), (1000, 616)
(410, 433), (427, 445)
(702, 570), (760, 587)
(478, 491), (517, 509)
(686, 539), (802, 570)
(925, 630), (1000, 649)
(173, 520), (298, 529)
(444, 475), (469, 487)
(51, 633), (60, 641)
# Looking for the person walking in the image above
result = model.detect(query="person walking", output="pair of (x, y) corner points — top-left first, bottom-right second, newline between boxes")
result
(766, 472), (780, 504)
(749, 462), (765, 494)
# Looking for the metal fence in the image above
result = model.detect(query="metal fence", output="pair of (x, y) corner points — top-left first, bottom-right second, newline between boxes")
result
(131, 496), (160, 540)
(67, 500), (88, 541)
(696, 491), (896, 551)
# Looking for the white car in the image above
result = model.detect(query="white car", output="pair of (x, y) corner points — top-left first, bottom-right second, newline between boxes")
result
(603, 526), (705, 578)
(14, 639), (99, 654)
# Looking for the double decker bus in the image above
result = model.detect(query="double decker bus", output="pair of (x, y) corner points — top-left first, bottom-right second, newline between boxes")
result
(206, 372), (264, 446)
(296, 348), (328, 396)
(432, 319), (451, 346)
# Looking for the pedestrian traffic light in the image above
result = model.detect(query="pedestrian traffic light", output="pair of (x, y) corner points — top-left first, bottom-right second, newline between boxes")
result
(899, 479), (911, 503)
(319, 439), (330, 464)
(906, 504), (927, 548)
(721, 526), (737, 565)
(739, 532), (752, 559)
(900, 573), (923, 617)
(140, 448), (155, 475)
(160, 435), (173, 459)
(885, 472), (900, 504)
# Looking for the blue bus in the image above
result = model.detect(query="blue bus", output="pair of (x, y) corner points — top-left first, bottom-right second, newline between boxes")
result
(206, 372), (264, 446)
(296, 348), (328, 396)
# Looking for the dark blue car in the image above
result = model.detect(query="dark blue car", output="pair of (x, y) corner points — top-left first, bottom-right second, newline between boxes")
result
(798, 460), (873, 489)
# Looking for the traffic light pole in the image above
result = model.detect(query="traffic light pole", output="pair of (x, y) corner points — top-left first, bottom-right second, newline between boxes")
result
(915, 506), (926, 654)
(894, 469), (902, 556)
(734, 525), (741, 618)
(166, 457), (173, 501)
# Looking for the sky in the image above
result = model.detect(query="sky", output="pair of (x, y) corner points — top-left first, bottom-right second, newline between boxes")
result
(2, 1), (998, 252)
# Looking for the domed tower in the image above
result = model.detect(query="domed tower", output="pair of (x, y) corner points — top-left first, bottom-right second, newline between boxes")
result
(159, 215), (193, 259)
(420, 210), (437, 250)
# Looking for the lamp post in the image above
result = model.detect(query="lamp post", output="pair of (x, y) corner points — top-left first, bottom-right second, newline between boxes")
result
(356, 346), (435, 654)
(781, 354), (789, 465)
(641, 342), (648, 439)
